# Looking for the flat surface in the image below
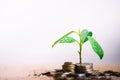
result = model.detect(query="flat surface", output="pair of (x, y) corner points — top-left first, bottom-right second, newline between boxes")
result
(0, 64), (120, 80)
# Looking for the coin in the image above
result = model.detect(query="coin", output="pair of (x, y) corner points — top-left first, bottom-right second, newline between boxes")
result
(75, 64), (87, 73)
(64, 62), (73, 65)
(66, 77), (74, 80)
(62, 62), (75, 73)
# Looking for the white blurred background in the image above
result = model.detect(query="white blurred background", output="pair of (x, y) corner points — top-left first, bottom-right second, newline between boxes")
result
(0, 0), (120, 66)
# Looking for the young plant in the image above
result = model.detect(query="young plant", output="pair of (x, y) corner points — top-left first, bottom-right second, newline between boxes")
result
(52, 29), (104, 64)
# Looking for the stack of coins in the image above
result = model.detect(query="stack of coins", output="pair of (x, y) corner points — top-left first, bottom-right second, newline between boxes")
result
(82, 63), (93, 73)
(75, 63), (86, 73)
(62, 62), (75, 73)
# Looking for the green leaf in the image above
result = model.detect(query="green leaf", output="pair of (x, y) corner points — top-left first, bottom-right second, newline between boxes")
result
(52, 31), (75, 48)
(59, 36), (76, 43)
(81, 29), (92, 43)
(87, 36), (104, 59)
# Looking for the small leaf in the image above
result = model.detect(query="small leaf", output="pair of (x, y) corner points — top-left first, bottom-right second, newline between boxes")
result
(81, 29), (92, 43)
(59, 36), (76, 43)
(87, 36), (104, 59)
(52, 31), (75, 47)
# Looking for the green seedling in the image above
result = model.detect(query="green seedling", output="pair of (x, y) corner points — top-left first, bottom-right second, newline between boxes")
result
(52, 29), (104, 64)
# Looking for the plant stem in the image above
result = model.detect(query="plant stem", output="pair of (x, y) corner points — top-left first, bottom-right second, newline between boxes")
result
(79, 41), (82, 64)
(78, 29), (82, 64)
